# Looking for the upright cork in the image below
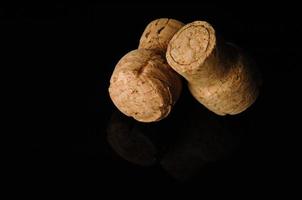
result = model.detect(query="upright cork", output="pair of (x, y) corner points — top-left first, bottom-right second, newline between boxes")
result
(166, 21), (260, 115)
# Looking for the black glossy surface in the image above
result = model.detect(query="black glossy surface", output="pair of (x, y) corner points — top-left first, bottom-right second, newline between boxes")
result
(7, 2), (300, 190)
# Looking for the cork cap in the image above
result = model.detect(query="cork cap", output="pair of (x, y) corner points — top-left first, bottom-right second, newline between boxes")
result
(139, 18), (184, 53)
(109, 49), (182, 122)
(166, 21), (216, 76)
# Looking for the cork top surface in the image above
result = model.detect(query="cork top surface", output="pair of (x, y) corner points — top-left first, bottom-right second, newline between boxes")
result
(167, 21), (216, 73)
(139, 18), (184, 53)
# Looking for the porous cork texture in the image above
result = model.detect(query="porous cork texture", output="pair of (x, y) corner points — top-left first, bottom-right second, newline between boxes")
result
(166, 21), (260, 115)
(109, 49), (182, 122)
(139, 18), (184, 53)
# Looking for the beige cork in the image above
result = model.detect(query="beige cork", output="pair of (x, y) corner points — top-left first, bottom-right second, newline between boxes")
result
(166, 21), (260, 115)
(109, 49), (182, 122)
(139, 18), (184, 53)
(109, 18), (183, 122)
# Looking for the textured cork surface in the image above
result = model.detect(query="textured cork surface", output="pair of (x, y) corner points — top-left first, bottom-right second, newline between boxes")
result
(166, 21), (218, 84)
(109, 49), (182, 122)
(167, 21), (260, 115)
(139, 18), (184, 53)
(188, 44), (260, 115)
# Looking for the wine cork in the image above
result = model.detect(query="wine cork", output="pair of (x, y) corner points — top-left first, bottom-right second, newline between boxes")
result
(167, 21), (260, 115)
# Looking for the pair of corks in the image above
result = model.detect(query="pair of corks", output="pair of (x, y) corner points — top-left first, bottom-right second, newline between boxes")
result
(109, 18), (260, 122)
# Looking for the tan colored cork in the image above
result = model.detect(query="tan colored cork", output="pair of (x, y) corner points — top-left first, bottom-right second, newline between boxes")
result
(109, 18), (183, 122)
(139, 18), (184, 53)
(109, 49), (182, 122)
(166, 21), (260, 115)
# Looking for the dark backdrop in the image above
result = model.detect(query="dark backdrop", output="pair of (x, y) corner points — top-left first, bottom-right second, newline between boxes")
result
(3, 2), (300, 191)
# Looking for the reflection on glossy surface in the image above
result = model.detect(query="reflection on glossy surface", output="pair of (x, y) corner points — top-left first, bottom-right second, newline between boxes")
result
(160, 107), (238, 180)
(107, 111), (157, 166)
(107, 96), (246, 180)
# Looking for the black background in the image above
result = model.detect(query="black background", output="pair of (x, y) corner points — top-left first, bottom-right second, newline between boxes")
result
(3, 2), (300, 191)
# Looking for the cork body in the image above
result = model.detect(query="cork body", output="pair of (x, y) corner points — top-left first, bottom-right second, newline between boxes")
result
(167, 21), (260, 115)
(109, 49), (182, 122)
